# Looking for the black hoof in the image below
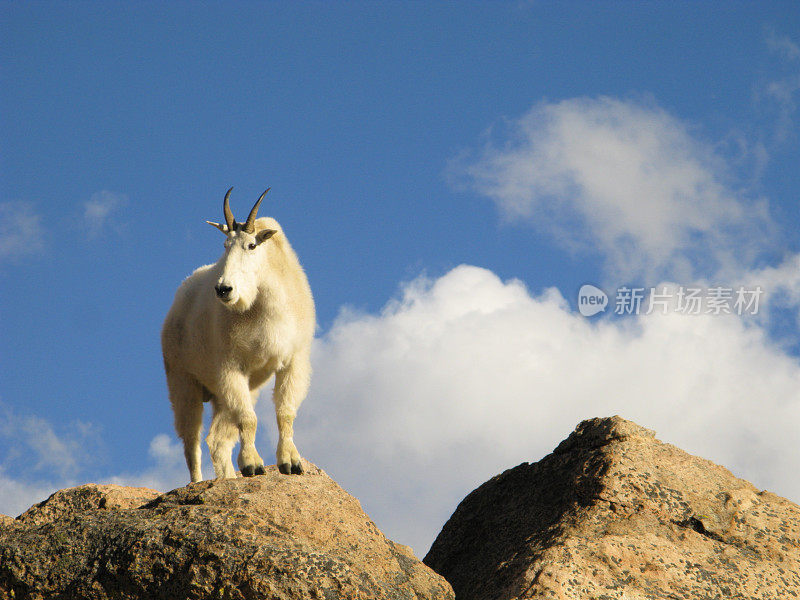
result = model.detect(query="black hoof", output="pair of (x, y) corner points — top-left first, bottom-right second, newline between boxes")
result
(278, 462), (291, 475)
(291, 461), (304, 475)
(241, 465), (255, 477)
(254, 464), (266, 476)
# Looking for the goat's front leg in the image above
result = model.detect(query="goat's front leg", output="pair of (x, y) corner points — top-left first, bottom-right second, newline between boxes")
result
(274, 356), (310, 475)
(220, 374), (266, 478)
(206, 405), (238, 480)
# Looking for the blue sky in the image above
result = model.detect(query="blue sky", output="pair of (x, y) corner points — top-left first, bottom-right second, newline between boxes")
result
(2, 3), (800, 555)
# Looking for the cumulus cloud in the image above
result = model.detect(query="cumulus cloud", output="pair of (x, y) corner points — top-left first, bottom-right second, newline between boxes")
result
(106, 433), (207, 492)
(286, 265), (800, 556)
(0, 201), (45, 264)
(452, 97), (776, 282)
(83, 190), (127, 238)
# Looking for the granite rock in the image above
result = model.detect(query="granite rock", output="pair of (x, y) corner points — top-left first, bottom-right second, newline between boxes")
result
(0, 463), (454, 600)
(424, 416), (800, 600)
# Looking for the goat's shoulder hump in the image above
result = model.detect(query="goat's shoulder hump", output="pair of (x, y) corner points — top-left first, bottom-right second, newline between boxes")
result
(255, 216), (282, 234)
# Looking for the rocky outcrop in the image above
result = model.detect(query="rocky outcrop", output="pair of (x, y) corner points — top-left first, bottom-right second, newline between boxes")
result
(16, 483), (161, 527)
(424, 416), (800, 600)
(4, 418), (797, 599)
(0, 463), (454, 600)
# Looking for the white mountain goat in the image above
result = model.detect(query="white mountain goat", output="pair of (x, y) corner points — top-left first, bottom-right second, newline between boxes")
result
(161, 187), (315, 482)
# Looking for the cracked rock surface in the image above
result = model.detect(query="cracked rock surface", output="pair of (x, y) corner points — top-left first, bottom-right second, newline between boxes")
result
(0, 463), (453, 600)
(424, 416), (800, 600)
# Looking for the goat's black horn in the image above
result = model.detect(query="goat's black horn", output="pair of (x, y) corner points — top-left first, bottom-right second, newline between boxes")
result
(243, 188), (270, 234)
(223, 187), (236, 232)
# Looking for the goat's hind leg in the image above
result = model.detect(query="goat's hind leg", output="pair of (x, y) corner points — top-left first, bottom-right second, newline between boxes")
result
(166, 370), (204, 483)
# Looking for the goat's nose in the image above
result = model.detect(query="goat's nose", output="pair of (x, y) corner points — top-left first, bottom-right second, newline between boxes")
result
(215, 283), (233, 299)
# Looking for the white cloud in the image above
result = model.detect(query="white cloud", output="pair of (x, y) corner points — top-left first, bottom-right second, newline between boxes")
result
(452, 97), (775, 282)
(0, 468), (61, 518)
(83, 190), (127, 238)
(0, 201), (45, 263)
(0, 405), (103, 480)
(0, 428), (193, 517)
(289, 265), (800, 556)
(0, 404), (105, 517)
(105, 433), (207, 492)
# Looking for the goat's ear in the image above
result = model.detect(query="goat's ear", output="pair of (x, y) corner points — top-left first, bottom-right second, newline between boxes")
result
(206, 221), (229, 235)
(256, 229), (277, 244)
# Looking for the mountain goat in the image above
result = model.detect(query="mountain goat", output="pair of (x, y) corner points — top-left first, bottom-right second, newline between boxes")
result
(161, 187), (315, 482)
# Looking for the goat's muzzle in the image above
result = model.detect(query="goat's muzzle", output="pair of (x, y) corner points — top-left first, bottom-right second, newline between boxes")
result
(215, 283), (233, 301)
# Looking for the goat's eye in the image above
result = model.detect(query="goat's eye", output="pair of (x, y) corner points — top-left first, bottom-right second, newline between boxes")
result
(248, 243), (257, 250)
